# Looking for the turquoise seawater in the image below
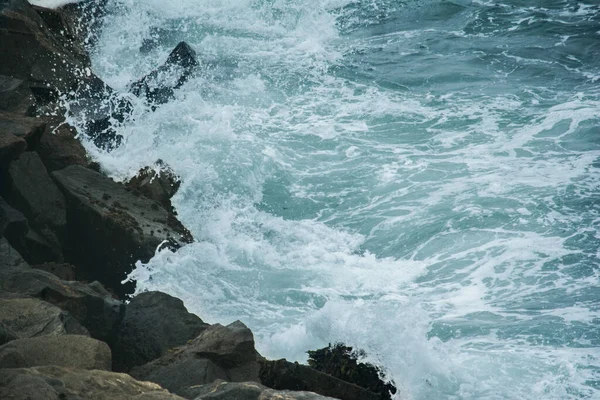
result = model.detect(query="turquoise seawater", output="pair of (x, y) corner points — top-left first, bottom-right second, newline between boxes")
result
(81, 0), (600, 398)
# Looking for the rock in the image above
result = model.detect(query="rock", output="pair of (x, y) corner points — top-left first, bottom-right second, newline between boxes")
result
(0, 335), (111, 370)
(31, 262), (76, 281)
(17, 228), (63, 264)
(0, 261), (123, 345)
(130, 41), (198, 105)
(126, 162), (181, 213)
(182, 380), (337, 400)
(0, 197), (28, 244)
(0, 322), (18, 346)
(0, 237), (28, 269)
(130, 321), (261, 397)
(113, 291), (209, 372)
(6, 152), (66, 261)
(306, 344), (397, 400)
(60, 0), (108, 48)
(0, 74), (35, 115)
(259, 360), (381, 400)
(36, 120), (89, 172)
(0, 132), (26, 168)
(0, 297), (89, 339)
(52, 165), (192, 297)
(0, 112), (46, 150)
(0, 365), (187, 400)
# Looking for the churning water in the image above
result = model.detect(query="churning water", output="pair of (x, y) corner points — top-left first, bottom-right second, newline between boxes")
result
(77, 0), (600, 398)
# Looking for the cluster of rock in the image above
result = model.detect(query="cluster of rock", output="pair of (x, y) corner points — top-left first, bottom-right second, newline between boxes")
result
(0, 0), (396, 399)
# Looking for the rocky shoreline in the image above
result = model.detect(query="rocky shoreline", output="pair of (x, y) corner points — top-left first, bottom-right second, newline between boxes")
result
(0, 1), (396, 399)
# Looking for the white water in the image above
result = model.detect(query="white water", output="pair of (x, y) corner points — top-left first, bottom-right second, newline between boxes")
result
(76, 0), (600, 398)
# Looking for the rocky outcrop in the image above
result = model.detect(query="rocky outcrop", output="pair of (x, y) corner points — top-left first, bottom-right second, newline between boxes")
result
(0, 365), (186, 400)
(0, 335), (111, 370)
(112, 291), (209, 372)
(127, 162), (181, 213)
(52, 165), (193, 297)
(130, 41), (198, 106)
(259, 360), (381, 400)
(183, 380), (337, 400)
(130, 321), (261, 397)
(0, 297), (89, 339)
(36, 120), (89, 172)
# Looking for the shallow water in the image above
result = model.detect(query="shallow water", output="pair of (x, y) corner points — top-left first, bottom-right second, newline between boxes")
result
(78, 0), (600, 398)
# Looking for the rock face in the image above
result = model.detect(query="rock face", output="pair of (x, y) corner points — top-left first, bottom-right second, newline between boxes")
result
(0, 335), (111, 370)
(0, 112), (46, 150)
(112, 291), (209, 372)
(0, 365), (186, 400)
(0, 237), (28, 268)
(0, 323), (18, 346)
(36, 121), (89, 172)
(259, 360), (381, 400)
(6, 152), (67, 262)
(127, 163), (181, 213)
(130, 41), (198, 105)
(0, 130), (26, 167)
(0, 297), (89, 339)
(52, 165), (193, 297)
(0, 198), (28, 245)
(130, 321), (261, 397)
(183, 380), (338, 400)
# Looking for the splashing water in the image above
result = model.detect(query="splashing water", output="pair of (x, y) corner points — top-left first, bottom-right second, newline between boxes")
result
(77, 0), (600, 398)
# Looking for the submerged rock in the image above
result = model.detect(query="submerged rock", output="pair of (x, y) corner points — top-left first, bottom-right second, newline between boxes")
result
(0, 365), (186, 400)
(130, 321), (261, 396)
(0, 335), (111, 370)
(130, 41), (198, 105)
(112, 291), (209, 372)
(52, 165), (192, 297)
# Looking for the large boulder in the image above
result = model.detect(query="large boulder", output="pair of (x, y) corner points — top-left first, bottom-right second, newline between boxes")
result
(0, 297), (89, 339)
(0, 112), (46, 149)
(0, 74), (35, 115)
(0, 335), (111, 370)
(183, 380), (337, 400)
(0, 237), (28, 268)
(36, 119), (89, 172)
(0, 197), (28, 244)
(6, 152), (67, 261)
(113, 291), (209, 372)
(0, 365), (186, 400)
(0, 322), (18, 346)
(130, 41), (198, 106)
(130, 321), (261, 397)
(259, 360), (381, 400)
(52, 165), (192, 297)
(30, 262), (76, 281)
(0, 131), (26, 168)
(126, 162), (181, 213)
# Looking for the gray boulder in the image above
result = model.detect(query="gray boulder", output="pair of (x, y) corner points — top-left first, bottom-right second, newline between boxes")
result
(0, 365), (186, 400)
(183, 380), (337, 400)
(52, 165), (192, 297)
(0, 297), (89, 339)
(0, 335), (111, 370)
(0, 131), (26, 167)
(0, 237), (28, 269)
(0, 112), (46, 149)
(36, 119), (89, 172)
(0, 322), (18, 346)
(130, 321), (261, 396)
(126, 163), (181, 213)
(113, 291), (209, 372)
(0, 197), (28, 244)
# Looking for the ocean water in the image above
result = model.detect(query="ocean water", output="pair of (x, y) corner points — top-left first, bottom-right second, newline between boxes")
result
(75, 0), (600, 398)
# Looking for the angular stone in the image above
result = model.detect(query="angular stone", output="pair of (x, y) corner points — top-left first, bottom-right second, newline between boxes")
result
(259, 360), (381, 400)
(0, 131), (26, 167)
(0, 322), (18, 346)
(130, 41), (198, 105)
(0, 75), (35, 115)
(130, 321), (260, 397)
(183, 380), (337, 400)
(126, 162), (181, 213)
(0, 237), (28, 269)
(36, 120), (88, 172)
(0, 297), (89, 339)
(0, 366), (186, 400)
(0, 112), (46, 150)
(18, 228), (63, 264)
(0, 197), (28, 243)
(0, 335), (111, 370)
(31, 262), (76, 281)
(113, 291), (209, 372)
(52, 165), (192, 296)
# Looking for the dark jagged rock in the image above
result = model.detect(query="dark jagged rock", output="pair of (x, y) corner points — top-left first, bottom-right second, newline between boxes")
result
(0, 335), (111, 370)
(307, 344), (397, 400)
(0, 237), (28, 268)
(0, 365), (187, 400)
(0, 296), (89, 339)
(36, 119), (89, 172)
(126, 162), (181, 213)
(130, 41), (198, 105)
(0, 322), (18, 346)
(0, 257), (123, 345)
(130, 321), (261, 396)
(112, 291), (209, 372)
(31, 262), (76, 281)
(6, 152), (67, 261)
(0, 131), (26, 168)
(60, 0), (109, 48)
(0, 112), (46, 150)
(52, 165), (192, 297)
(0, 197), (28, 243)
(259, 359), (381, 400)
(183, 379), (338, 400)
(18, 228), (63, 264)
(0, 74), (35, 115)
